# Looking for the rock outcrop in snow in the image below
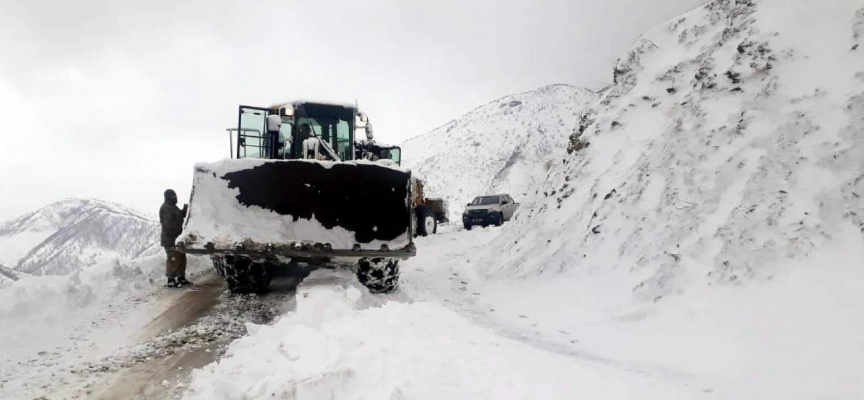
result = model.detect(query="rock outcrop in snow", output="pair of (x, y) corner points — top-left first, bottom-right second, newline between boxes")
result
(401, 84), (598, 219)
(483, 0), (864, 299)
(0, 199), (161, 277)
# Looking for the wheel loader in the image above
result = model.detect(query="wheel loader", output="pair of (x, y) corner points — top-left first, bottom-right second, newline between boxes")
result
(176, 101), (416, 294)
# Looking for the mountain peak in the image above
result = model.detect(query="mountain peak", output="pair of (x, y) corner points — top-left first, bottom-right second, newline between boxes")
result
(404, 84), (596, 145)
(0, 198), (161, 276)
(401, 84), (599, 219)
(1, 198), (154, 234)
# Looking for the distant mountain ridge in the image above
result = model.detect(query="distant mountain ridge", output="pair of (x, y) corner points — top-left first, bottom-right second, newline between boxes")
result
(0, 199), (161, 280)
(0, 265), (32, 288)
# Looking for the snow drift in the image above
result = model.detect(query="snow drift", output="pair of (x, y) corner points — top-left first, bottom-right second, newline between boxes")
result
(0, 254), (209, 349)
(401, 85), (597, 220)
(0, 253), (212, 398)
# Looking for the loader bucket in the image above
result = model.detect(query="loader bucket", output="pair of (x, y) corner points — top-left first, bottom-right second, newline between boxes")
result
(178, 159), (415, 259)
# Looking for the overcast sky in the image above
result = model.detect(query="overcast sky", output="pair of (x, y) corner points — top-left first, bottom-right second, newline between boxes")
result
(0, 0), (702, 221)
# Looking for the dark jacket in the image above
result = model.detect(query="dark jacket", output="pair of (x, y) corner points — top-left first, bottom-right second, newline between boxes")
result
(159, 203), (186, 247)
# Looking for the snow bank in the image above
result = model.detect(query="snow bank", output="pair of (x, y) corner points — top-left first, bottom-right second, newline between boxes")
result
(184, 269), (708, 400)
(0, 252), (213, 399)
(464, 229), (864, 399)
(0, 254), (208, 352)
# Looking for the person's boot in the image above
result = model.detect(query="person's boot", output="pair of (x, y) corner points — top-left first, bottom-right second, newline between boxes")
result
(177, 276), (193, 286)
(165, 277), (182, 288)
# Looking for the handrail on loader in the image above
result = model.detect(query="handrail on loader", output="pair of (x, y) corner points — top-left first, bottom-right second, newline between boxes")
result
(226, 128), (262, 159)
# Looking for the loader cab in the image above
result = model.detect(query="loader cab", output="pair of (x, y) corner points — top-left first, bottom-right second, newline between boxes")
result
(232, 102), (361, 161)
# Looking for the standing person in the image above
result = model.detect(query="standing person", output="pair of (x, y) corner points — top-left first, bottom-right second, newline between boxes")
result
(160, 189), (191, 288)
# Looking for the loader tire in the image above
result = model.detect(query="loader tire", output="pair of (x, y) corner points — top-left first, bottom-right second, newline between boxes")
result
(416, 207), (437, 237)
(357, 257), (400, 294)
(224, 257), (272, 294)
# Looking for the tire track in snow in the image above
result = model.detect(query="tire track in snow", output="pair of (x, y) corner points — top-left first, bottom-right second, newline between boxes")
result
(400, 227), (714, 392)
(86, 268), (312, 399)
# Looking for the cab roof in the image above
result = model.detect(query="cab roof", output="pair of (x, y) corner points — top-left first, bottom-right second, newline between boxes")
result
(269, 99), (358, 110)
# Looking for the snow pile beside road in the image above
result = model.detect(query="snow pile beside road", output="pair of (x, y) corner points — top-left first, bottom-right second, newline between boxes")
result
(464, 228), (864, 399)
(0, 254), (213, 398)
(0, 254), (209, 352)
(184, 268), (707, 400)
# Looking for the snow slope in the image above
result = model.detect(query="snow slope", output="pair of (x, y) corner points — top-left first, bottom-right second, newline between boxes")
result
(0, 198), (161, 276)
(484, 0), (864, 283)
(401, 84), (597, 219)
(467, 0), (864, 398)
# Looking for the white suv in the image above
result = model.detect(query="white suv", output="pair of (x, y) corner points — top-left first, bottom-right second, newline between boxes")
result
(461, 194), (519, 230)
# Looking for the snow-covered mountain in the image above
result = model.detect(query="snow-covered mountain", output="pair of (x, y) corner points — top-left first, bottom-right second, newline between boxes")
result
(484, 0), (864, 285)
(0, 199), (162, 277)
(401, 84), (598, 219)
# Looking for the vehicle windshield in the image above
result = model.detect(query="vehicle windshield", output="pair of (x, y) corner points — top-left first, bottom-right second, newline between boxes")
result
(471, 196), (499, 206)
(293, 104), (355, 160)
(295, 117), (351, 159)
(380, 147), (401, 164)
